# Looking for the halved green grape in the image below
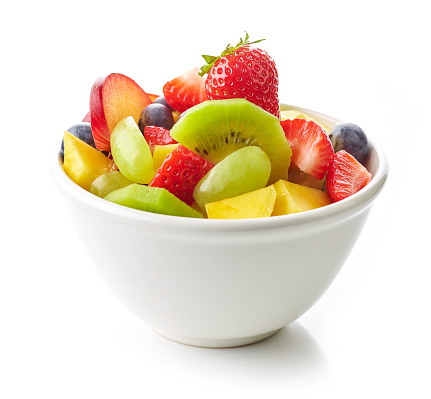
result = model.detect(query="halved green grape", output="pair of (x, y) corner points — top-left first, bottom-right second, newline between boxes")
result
(90, 171), (134, 198)
(110, 116), (155, 184)
(193, 146), (271, 210)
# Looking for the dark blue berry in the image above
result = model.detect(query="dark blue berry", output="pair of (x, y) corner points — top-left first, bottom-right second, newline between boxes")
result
(60, 122), (95, 157)
(329, 122), (369, 165)
(153, 96), (174, 111)
(139, 103), (175, 132)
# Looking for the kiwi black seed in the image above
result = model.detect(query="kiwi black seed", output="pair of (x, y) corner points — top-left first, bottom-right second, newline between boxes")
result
(169, 99), (292, 184)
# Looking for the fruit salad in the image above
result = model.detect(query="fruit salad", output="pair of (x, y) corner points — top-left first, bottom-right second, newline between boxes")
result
(60, 33), (372, 219)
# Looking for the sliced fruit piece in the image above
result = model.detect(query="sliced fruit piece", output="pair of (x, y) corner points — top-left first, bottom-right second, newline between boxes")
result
(288, 163), (325, 190)
(172, 111), (181, 124)
(163, 67), (207, 113)
(281, 118), (334, 180)
(326, 150), (372, 202)
(90, 171), (134, 197)
(104, 184), (203, 218)
(143, 125), (177, 150)
(149, 145), (213, 205)
(280, 109), (331, 134)
(82, 111), (91, 122)
(272, 179), (331, 216)
(152, 143), (179, 171)
(147, 93), (159, 102)
(62, 131), (117, 191)
(206, 185), (277, 219)
(90, 73), (152, 151)
(170, 98), (291, 184)
(280, 109), (309, 121)
(60, 122), (94, 157)
(193, 146), (271, 211)
(110, 116), (155, 184)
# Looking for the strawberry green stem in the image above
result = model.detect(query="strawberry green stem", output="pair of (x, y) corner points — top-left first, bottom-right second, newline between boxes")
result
(198, 32), (265, 76)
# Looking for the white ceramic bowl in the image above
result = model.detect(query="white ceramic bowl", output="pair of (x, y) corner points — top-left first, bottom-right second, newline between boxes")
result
(51, 104), (388, 348)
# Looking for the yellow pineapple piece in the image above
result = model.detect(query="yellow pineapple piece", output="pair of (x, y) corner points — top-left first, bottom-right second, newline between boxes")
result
(280, 109), (309, 121)
(206, 186), (277, 219)
(280, 109), (331, 134)
(172, 111), (181, 124)
(152, 143), (179, 171)
(272, 179), (331, 216)
(63, 131), (117, 191)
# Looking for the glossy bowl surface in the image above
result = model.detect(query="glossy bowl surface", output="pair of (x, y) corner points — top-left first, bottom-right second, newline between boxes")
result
(52, 104), (388, 347)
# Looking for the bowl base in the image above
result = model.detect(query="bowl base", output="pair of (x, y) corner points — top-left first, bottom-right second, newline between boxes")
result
(150, 327), (282, 348)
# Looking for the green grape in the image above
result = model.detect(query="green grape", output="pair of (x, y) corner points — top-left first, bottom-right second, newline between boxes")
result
(110, 116), (155, 184)
(193, 146), (271, 210)
(90, 171), (134, 198)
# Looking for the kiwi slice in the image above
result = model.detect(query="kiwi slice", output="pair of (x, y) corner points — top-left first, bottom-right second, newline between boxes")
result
(169, 99), (291, 184)
(104, 184), (203, 218)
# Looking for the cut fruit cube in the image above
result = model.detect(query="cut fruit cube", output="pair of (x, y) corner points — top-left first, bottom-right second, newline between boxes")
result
(205, 186), (277, 219)
(152, 143), (179, 171)
(272, 179), (331, 216)
(62, 131), (117, 191)
(280, 109), (309, 121)
(104, 184), (203, 218)
(90, 171), (134, 197)
(288, 163), (325, 190)
(280, 109), (331, 134)
(326, 150), (372, 202)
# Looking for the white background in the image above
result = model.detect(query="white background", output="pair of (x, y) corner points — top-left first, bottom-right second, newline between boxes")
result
(1, 1), (430, 397)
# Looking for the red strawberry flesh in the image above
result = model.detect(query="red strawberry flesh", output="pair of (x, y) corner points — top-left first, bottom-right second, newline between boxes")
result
(144, 126), (177, 150)
(326, 150), (372, 202)
(163, 67), (207, 113)
(149, 145), (213, 205)
(281, 118), (334, 180)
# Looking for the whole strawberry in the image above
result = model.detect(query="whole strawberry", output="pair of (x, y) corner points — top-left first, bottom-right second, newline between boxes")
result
(199, 33), (280, 118)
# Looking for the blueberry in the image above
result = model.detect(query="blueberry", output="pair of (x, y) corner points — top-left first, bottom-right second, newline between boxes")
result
(60, 122), (95, 157)
(153, 95), (174, 111)
(138, 103), (175, 132)
(329, 122), (369, 165)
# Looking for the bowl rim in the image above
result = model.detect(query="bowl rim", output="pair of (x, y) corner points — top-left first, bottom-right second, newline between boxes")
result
(51, 104), (389, 232)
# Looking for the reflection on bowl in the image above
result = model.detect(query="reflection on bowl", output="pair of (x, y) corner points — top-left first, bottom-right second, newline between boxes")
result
(51, 104), (388, 348)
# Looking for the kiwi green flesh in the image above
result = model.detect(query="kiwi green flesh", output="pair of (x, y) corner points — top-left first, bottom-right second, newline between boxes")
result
(170, 99), (292, 184)
(104, 184), (203, 218)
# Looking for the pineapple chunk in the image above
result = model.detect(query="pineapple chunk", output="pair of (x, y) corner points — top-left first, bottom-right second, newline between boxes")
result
(152, 143), (179, 171)
(280, 109), (310, 121)
(272, 179), (331, 216)
(206, 186), (277, 219)
(63, 131), (117, 191)
(280, 109), (331, 134)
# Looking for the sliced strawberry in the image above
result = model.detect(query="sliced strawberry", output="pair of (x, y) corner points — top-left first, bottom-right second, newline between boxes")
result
(82, 111), (91, 122)
(149, 145), (213, 205)
(162, 67), (207, 113)
(143, 126), (177, 150)
(281, 118), (334, 180)
(326, 150), (372, 202)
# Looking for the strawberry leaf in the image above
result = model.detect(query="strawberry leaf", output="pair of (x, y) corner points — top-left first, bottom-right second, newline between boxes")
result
(198, 32), (265, 77)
